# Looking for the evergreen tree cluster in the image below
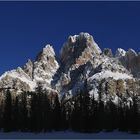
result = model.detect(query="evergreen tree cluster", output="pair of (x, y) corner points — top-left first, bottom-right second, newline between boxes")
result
(0, 86), (140, 133)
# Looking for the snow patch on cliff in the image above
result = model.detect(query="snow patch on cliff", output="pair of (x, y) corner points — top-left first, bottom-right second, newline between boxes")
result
(88, 70), (133, 81)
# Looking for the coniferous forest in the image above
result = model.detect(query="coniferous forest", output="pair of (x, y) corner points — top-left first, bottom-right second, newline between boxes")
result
(0, 84), (140, 134)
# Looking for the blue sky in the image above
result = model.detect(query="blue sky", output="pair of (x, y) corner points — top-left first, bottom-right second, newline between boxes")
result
(0, 1), (140, 75)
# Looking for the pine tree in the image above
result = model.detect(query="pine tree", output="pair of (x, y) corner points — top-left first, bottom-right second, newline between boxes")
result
(98, 100), (105, 131)
(61, 104), (69, 130)
(30, 93), (42, 132)
(131, 96), (139, 133)
(12, 96), (19, 131)
(118, 100), (126, 131)
(30, 93), (37, 132)
(109, 101), (118, 131)
(3, 89), (12, 132)
(41, 92), (52, 132)
(91, 98), (100, 132)
(30, 84), (44, 132)
(0, 97), (4, 131)
(71, 95), (83, 132)
(52, 94), (61, 131)
(19, 92), (28, 131)
(82, 93), (92, 132)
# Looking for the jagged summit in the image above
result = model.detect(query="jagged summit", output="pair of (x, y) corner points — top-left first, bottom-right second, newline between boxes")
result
(23, 59), (33, 79)
(60, 32), (102, 72)
(0, 43), (59, 92)
(36, 44), (55, 62)
(115, 48), (126, 57)
(60, 33), (102, 60)
(0, 32), (139, 103)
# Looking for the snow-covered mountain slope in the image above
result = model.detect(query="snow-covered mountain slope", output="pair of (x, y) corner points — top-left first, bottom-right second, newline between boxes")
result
(53, 33), (136, 101)
(0, 32), (139, 104)
(0, 44), (59, 93)
(0, 67), (36, 91)
(117, 48), (140, 78)
(33, 45), (59, 88)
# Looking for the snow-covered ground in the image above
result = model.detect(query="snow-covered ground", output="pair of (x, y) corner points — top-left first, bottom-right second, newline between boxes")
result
(0, 131), (140, 139)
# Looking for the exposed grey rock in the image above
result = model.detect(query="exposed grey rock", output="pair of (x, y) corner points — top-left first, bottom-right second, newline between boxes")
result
(23, 59), (33, 80)
(103, 48), (113, 57)
(60, 32), (102, 71)
(115, 48), (126, 57)
(117, 48), (140, 78)
(0, 32), (139, 107)
(33, 44), (59, 86)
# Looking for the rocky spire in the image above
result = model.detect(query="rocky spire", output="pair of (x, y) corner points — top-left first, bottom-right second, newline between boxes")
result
(36, 44), (56, 62)
(60, 32), (102, 71)
(115, 48), (126, 57)
(103, 48), (113, 57)
(33, 44), (59, 86)
(23, 59), (33, 80)
(0, 32), (139, 104)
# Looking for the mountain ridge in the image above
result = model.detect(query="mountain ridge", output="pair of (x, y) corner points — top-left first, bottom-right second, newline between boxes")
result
(0, 32), (139, 104)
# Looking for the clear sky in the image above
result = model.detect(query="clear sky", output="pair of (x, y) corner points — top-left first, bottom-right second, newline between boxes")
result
(0, 1), (140, 75)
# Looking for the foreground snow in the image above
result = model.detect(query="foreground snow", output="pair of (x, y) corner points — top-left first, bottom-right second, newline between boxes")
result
(0, 131), (140, 139)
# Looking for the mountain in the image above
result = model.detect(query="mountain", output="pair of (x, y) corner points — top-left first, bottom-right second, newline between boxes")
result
(0, 32), (140, 106)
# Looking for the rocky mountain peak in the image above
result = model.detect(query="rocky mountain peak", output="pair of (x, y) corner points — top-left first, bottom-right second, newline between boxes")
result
(0, 32), (140, 133)
(0, 32), (139, 105)
(115, 48), (140, 78)
(115, 48), (126, 57)
(23, 59), (33, 79)
(67, 32), (92, 44)
(0, 43), (59, 93)
(103, 48), (113, 57)
(36, 44), (55, 62)
(33, 44), (59, 89)
(60, 33), (102, 71)
(126, 48), (138, 58)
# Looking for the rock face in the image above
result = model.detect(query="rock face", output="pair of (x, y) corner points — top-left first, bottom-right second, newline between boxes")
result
(23, 59), (33, 80)
(115, 48), (126, 57)
(60, 32), (102, 71)
(116, 48), (140, 78)
(103, 48), (113, 57)
(33, 44), (59, 87)
(0, 32), (140, 106)
(0, 44), (59, 94)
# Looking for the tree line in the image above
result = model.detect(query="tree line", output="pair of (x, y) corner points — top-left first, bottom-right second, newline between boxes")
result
(0, 85), (140, 133)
